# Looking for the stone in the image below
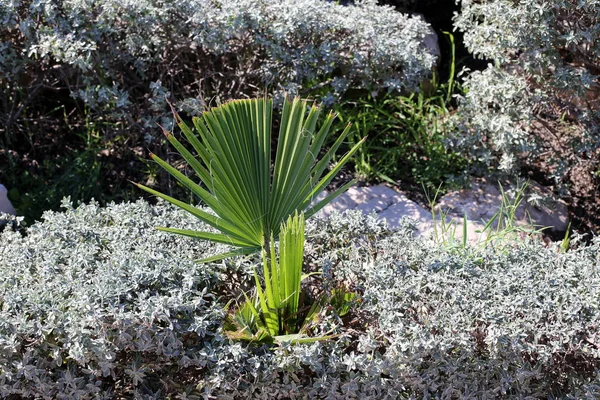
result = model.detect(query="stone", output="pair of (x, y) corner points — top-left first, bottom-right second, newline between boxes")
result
(319, 184), (434, 233)
(422, 24), (441, 65)
(0, 184), (16, 223)
(407, 13), (441, 63)
(434, 178), (569, 233)
(315, 180), (567, 246)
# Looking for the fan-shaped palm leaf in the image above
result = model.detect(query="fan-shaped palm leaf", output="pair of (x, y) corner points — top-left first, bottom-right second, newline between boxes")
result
(136, 97), (364, 261)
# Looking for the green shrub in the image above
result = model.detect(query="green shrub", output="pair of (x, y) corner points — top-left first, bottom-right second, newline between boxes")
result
(1, 122), (137, 226)
(332, 34), (468, 188)
(138, 96), (363, 343)
(333, 89), (468, 188)
(2, 200), (600, 398)
(138, 97), (363, 261)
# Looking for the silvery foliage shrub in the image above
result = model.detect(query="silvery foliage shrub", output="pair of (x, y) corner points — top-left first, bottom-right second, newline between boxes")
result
(0, 199), (223, 398)
(2, 200), (600, 398)
(452, 0), (600, 175)
(0, 0), (436, 137)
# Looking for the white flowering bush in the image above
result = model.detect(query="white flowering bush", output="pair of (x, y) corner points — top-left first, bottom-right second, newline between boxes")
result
(2, 200), (600, 397)
(0, 0), (436, 139)
(452, 0), (600, 176)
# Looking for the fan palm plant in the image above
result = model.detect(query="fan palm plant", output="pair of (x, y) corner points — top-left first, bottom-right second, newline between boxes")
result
(225, 211), (356, 344)
(225, 212), (317, 343)
(136, 97), (364, 262)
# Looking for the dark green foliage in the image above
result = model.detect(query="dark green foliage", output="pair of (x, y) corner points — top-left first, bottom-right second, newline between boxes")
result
(327, 32), (469, 189)
(332, 84), (468, 189)
(1, 122), (139, 225)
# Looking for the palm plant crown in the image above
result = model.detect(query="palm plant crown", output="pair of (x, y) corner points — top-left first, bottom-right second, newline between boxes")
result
(136, 96), (364, 261)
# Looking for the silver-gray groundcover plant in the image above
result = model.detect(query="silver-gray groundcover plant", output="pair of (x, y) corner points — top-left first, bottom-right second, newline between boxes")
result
(1, 200), (600, 398)
(451, 0), (600, 177)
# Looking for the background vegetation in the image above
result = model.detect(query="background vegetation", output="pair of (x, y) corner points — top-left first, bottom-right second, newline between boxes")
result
(3, 0), (598, 236)
(1, 0), (600, 397)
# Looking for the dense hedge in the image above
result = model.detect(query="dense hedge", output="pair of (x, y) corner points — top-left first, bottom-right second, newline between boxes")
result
(452, 0), (600, 178)
(0, 0), (436, 140)
(1, 200), (600, 398)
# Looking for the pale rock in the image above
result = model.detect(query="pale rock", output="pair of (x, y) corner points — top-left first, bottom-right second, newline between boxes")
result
(318, 190), (358, 215)
(411, 13), (441, 63)
(434, 178), (569, 233)
(316, 180), (566, 246)
(423, 25), (441, 64)
(320, 185), (434, 233)
(0, 184), (16, 224)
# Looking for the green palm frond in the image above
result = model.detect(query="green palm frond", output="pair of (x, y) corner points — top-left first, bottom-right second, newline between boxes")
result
(136, 97), (364, 262)
(225, 212), (337, 344)
(256, 211), (304, 336)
